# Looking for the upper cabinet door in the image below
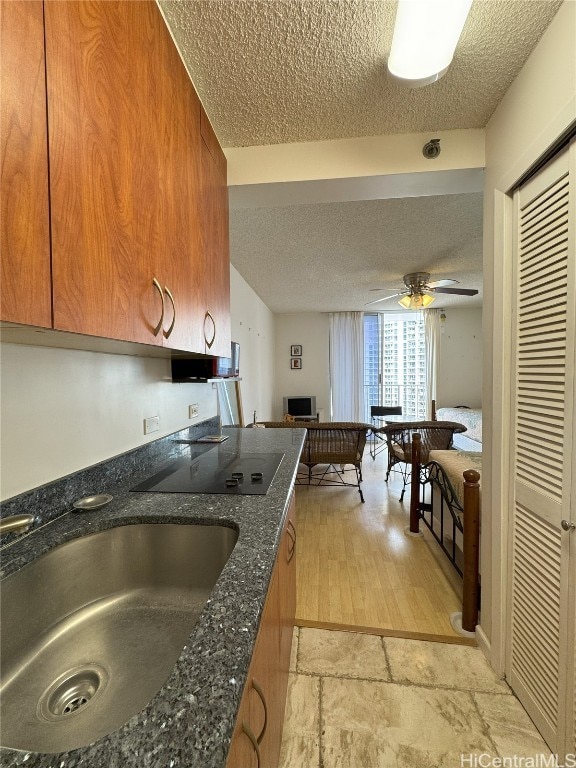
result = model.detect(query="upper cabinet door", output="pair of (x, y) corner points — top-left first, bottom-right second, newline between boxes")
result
(200, 109), (231, 358)
(45, 1), (203, 349)
(1, 1), (52, 327)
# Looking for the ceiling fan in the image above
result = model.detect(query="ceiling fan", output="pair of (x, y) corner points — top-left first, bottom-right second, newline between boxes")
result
(366, 272), (478, 309)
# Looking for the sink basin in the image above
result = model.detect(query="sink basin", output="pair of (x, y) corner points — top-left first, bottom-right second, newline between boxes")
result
(0, 522), (238, 754)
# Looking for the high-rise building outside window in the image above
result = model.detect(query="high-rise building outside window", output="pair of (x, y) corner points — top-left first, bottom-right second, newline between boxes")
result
(363, 312), (426, 423)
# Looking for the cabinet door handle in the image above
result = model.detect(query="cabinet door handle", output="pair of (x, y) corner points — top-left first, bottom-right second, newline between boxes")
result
(287, 519), (296, 562)
(251, 678), (268, 745)
(241, 721), (261, 768)
(152, 278), (164, 336)
(204, 310), (216, 349)
(163, 286), (176, 338)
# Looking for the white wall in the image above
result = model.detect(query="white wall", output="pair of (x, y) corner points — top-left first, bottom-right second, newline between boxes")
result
(230, 265), (276, 423)
(225, 129), (484, 186)
(0, 343), (216, 500)
(437, 308), (482, 408)
(482, 0), (575, 667)
(0, 267), (276, 500)
(274, 313), (330, 421)
(271, 309), (482, 420)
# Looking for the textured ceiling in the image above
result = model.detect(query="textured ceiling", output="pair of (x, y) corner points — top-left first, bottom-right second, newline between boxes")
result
(159, 0), (562, 314)
(161, 0), (563, 147)
(230, 193), (484, 313)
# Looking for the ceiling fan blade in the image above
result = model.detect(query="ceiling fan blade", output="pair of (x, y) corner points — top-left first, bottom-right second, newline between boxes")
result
(432, 287), (478, 296)
(368, 288), (401, 293)
(365, 293), (404, 306)
(427, 279), (459, 288)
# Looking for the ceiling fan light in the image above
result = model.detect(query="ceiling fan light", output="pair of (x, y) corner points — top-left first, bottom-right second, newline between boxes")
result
(398, 293), (435, 309)
(420, 293), (435, 308)
(388, 0), (473, 88)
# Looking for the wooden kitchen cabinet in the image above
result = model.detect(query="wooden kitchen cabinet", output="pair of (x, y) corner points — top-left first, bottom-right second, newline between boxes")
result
(45, 0), (205, 351)
(2, 0), (231, 354)
(226, 496), (297, 768)
(1, 1), (52, 328)
(277, 493), (297, 717)
(199, 108), (231, 358)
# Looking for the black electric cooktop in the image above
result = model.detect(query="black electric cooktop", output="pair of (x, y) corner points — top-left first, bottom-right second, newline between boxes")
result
(131, 445), (285, 496)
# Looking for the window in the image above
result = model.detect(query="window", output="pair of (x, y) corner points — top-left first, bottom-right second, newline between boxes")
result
(363, 312), (426, 422)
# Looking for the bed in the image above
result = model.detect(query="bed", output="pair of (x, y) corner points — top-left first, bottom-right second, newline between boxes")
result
(428, 449), (482, 510)
(412, 445), (482, 634)
(433, 406), (482, 452)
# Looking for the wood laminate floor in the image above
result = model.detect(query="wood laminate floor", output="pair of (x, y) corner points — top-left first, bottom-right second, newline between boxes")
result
(294, 450), (468, 642)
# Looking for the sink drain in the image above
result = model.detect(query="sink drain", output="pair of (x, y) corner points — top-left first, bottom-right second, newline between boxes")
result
(38, 664), (108, 721)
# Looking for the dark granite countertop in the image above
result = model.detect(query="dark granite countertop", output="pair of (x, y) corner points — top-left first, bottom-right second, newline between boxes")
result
(0, 425), (305, 768)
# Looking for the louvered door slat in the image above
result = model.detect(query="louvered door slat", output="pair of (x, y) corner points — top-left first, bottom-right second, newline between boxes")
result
(520, 212), (568, 255)
(520, 229), (569, 262)
(517, 310), (568, 332)
(520, 248), (567, 279)
(516, 418), (564, 439)
(518, 393), (565, 408)
(509, 143), (575, 754)
(519, 291), (567, 313)
(520, 176), (569, 228)
(520, 171), (569, 221)
(516, 460), (562, 490)
(519, 306), (567, 324)
(517, 450), (564, 477)
(515, 160), (568, 502)
(510, 506), (562, 735)
(518, 363), (565, 374)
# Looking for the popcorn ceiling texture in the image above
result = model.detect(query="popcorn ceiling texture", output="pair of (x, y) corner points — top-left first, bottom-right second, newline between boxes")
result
(229, 193), (484, 313)
(158, 0), (560, 314)
(160, 0), (563, 148)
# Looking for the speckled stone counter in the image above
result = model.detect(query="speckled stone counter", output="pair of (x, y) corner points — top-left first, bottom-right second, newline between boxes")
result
(0, 424), (305, 768)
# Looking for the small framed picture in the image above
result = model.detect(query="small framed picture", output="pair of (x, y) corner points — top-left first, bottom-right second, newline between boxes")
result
(290, 358), (302, 370)
(290, 345), (302, 356)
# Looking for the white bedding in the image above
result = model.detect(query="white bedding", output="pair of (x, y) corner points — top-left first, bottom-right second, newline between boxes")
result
(428, 449), (482, 507)
(436, 407), (482, 452)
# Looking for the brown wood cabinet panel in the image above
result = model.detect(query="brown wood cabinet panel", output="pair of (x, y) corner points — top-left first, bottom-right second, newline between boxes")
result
(225, 692), (257, 768)
(1, 0), (51, 327)
(278, 493), (297, 715)
(200, 108), (227, 181)
(200, 132), (231, 357)
(226, 499), (296, 768)
(252, 567), (283, 768)
(45, 1), (204, 349)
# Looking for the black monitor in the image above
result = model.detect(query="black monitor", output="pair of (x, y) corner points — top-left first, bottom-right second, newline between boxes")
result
(283, 395), (317, 417)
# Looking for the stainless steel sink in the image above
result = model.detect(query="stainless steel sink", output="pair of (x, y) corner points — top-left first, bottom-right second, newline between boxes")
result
(0, 522), (238, 753)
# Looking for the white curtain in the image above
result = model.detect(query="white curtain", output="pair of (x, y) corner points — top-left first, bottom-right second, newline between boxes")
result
(329, 312), (365, 422)
(424, 308), (440, 419)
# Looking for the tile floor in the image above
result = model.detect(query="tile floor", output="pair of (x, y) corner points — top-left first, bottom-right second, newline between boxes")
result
(280, 627), (551, 768)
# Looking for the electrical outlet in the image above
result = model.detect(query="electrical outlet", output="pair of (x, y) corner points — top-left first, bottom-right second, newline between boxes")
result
(144, 416), (160, 434)
(189, 404), (199, 419)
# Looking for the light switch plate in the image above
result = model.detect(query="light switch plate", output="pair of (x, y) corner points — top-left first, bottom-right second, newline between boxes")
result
(144, 416), (160, 434)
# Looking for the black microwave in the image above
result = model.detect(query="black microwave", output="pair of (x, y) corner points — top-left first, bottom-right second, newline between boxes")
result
(171, 342), (240, 382)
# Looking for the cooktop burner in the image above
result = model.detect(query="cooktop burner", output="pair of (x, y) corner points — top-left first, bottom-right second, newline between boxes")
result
(131, 447), (285, 496)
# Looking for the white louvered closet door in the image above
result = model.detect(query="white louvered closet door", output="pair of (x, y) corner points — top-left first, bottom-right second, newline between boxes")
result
(509, 139), (576, 757)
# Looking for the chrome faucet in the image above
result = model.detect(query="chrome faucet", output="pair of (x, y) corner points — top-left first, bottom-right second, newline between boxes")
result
(0, 514), (35, 536)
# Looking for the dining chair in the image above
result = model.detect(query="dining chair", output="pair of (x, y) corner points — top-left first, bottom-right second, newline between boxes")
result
(380, 420), (466, 501)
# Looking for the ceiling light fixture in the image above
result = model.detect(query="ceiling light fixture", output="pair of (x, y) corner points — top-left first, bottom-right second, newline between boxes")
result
(388, 0), (473, 88)
(398, 293), (435, 310)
